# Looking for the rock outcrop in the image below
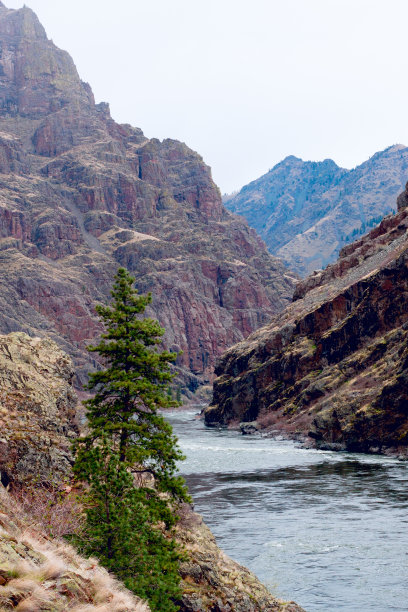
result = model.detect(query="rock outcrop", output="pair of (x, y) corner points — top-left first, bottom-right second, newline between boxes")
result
(177, 506), (303, 612)
(205, 186), (408, 456)
(0, 3), (296, 390)
(0, 332), (77, 487)
(225, 146), (408, 276)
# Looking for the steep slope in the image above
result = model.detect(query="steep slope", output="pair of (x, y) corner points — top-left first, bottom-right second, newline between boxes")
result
(0, 2), (296, 388)
(204, 185), (408, 456)
(0, 487), (150, 611)
(0, 330), (304, 612)
(225, 146), (408, 276)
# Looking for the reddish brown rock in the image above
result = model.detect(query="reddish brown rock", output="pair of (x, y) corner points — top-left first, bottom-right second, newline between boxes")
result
(0, 4), (297, 389)
(205, 188), (408, 455)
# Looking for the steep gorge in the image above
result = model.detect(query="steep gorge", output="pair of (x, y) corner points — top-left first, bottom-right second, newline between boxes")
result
(205, 185), (408, 456)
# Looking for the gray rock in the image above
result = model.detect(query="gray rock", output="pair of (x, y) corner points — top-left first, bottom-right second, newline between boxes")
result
(240, 421), (259, 435)
(316, 441), (346, 452)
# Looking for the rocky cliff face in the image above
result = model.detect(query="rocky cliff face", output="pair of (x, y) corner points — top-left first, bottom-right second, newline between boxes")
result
(0, 331), (77, 487)
(205, 185), (408, 456)
(225, 146), (408, 276)
(0, 3), (296, 389)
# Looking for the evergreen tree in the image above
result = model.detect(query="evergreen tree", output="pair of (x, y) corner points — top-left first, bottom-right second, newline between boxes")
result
(73, 267), (190, 611)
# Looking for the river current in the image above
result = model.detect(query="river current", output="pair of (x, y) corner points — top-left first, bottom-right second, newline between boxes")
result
(166, 409), (408, 612)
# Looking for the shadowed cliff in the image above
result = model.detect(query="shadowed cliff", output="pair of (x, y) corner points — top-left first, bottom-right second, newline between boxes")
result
(205, 184), (408, 456)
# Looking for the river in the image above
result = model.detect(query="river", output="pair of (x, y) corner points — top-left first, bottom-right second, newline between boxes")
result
(166, 409), (408, 612)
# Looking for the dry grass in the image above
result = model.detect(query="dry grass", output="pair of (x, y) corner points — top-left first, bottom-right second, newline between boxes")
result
(0, 486), (150, 611)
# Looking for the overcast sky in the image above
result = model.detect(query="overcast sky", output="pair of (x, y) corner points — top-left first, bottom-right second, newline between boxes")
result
(6, 0), (408, 192)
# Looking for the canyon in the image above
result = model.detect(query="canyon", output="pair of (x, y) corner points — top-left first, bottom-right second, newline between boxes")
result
(0, 7), (307, 609)
(205, 184), (408, 456)
(0, 2), (296, 391)
(0, 2), (406, 611)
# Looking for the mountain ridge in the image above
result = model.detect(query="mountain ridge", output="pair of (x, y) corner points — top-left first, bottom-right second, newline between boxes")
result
(225, 145), (408, 276)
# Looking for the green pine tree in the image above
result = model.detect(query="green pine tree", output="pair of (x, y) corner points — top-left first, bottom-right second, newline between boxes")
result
(73, 267), (190, 611)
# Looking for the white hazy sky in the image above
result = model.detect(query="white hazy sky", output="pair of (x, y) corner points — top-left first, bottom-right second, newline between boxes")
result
(5, 0), (408, 192)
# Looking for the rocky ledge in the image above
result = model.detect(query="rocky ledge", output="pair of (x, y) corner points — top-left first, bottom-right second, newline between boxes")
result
(204, 185), (408, 456)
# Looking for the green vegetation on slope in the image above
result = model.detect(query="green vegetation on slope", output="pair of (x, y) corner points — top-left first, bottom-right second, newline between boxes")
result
(73, 268), (190, 611)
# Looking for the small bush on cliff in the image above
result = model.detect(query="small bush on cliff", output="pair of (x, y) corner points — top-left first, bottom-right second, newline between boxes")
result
(11, 482), (84, 539)
(73, 267), (190, 611)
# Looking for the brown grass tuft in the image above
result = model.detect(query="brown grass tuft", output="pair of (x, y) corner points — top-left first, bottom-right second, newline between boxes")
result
(14, 585), (50, 611)
(0, 486), (150, 611)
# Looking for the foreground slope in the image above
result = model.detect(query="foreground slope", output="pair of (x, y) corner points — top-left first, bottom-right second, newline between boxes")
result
(0, 2), (296, 387)
(0, 331), (304, 612)
(225, 146), (408, 276)
(205, 185), (408, 456)
(0, 485), (150, 611)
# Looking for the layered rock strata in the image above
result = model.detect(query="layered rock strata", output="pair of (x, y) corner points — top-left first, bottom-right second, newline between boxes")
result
(0, 3), (296, 389)
(205, 186), (408, 455)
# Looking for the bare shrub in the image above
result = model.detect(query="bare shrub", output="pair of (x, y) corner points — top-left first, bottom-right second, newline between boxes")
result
(257, 411), (279, 429)
(10, 483), (84, 539)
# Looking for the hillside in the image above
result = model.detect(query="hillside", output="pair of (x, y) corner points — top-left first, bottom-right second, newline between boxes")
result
(0, 2), (296, 389)
(0, 330), (304, 612)
(225, 146), (408, 276)
(0, 485), (150, 611)
(204, 184), (408, 456)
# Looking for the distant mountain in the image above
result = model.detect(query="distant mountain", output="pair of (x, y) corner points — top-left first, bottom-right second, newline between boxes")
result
(224, 146), (408, 276)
